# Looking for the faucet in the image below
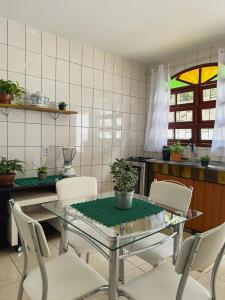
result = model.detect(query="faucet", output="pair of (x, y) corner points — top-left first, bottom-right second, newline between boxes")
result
(188, 139), (198, 163)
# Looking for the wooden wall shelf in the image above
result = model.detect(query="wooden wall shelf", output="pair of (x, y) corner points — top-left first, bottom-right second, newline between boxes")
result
(0, 103), (77, 115)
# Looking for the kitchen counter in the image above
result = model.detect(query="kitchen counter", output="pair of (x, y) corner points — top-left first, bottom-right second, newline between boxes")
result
(146, 158), (225, 185)
(146, 159), (225, 232)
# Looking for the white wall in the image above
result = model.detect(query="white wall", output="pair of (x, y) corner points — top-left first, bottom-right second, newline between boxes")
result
(0, 17), (148, 192)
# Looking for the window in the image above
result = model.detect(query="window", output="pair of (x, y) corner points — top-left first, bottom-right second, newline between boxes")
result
(169, 63), (217, 146)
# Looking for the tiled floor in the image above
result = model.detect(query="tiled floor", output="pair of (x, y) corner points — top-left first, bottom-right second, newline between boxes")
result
(0, 233), (225, 300)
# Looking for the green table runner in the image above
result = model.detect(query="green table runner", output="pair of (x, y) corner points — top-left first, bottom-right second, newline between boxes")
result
(71, 197), (164, 227)
(15, 175), (62, 187)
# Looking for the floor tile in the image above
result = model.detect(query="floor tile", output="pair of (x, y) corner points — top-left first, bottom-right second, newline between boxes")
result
(1, 233), (225, 299)
(0, 282), (29, 300)
(197, 272), (225, 300)
(0, 254), (21, 288)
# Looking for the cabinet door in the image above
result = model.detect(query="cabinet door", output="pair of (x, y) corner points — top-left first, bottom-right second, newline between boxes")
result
(192, 181), (222, 232)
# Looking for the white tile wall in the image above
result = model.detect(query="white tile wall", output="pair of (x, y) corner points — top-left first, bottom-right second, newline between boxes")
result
(0, 17), (147, 192)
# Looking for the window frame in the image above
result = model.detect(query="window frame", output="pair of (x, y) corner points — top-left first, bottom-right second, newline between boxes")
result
(169, 63), (217, 147)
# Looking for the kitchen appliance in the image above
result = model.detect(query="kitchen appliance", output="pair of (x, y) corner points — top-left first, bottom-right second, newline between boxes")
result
(61, 147), (76, 177)
(162, 146), (171, 161)
(126, 157), (151, 196)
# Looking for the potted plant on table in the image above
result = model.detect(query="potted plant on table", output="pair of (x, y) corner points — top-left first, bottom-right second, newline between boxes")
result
(0, 158), (24, 186)
(200, 155), (210, 167)
(37, 166), (48, 180)
(110, 158), (138, 209)
(170, 141), (184, 162)
(0, 80), (25, 104)
(58, 101), (67, 110)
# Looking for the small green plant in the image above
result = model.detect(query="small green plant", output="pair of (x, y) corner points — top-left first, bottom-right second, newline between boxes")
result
(170, 141), (184, 154)
(0, 158), (24, 175)
(37, 166), (48, 174)
(110, 159), (138, 192)
(200, 155), (210, 162)
(58, 101), (66, 105)
(0, 80), (25, 98)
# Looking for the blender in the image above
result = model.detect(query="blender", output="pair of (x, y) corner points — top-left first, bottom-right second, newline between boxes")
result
(61, 147), (76, 177)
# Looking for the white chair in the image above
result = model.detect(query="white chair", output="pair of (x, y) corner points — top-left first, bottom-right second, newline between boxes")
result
(122, 222), (225, 300)
(10, 200), (107, 300)
(129, 180), (193, 266)
(56, 176), (101, 262)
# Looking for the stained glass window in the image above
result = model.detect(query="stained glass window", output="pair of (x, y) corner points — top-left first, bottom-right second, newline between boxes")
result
(179, 69), (199, 84)
(169, 64), (218, 88)
(169, 63), (217, 146)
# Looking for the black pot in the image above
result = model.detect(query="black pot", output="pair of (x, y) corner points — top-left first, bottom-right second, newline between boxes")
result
(38, 172), (47, 180)
(58, 103), (66, 110)
(201, 160), (209, 167)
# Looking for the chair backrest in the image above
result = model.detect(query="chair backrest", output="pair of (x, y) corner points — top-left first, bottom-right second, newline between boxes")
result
(150, 180), (193, 214)
(10, 200), (50, 258)
(56, 176), (97, 202)
(176, 222), (225, 274)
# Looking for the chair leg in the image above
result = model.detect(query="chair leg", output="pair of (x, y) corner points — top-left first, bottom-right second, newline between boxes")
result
(86, 251), (90, 263)
(17, 280), (24, 300)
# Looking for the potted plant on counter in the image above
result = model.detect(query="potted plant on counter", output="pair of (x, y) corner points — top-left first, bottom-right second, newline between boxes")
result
(0, 158), (24, 186)
(110, 158), (138, 209)
(200, 155), (210, 167)
(170, 141), (184, 162)
(37, 166), (48, 180)
(0, 80), (25, 104)
(58, 101), (67, 110)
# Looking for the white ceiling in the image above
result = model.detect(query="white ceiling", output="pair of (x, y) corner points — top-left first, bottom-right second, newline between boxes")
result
(1, 0), (225, 62)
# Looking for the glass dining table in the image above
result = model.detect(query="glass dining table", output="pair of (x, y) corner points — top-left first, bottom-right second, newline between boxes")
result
(42, 191), (201, 300)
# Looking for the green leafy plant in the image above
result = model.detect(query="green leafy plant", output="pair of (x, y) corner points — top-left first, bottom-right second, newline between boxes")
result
(200, 155), (210, 162)
(37, 166), (48, 174)
(58, 101), (66, 105)
(0, 80), (25, 98)
(170, 141), (184, 154)
(0, 158), (24, 175)
(110, 159), (138, 192)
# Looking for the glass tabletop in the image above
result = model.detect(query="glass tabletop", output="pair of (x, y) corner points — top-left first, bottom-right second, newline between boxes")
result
(42, 192), (201, 250)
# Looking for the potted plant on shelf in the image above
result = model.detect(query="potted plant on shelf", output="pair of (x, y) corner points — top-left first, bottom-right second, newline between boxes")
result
(110, 158), (138, 209)
(0, 158), (24, 186)
(58, 101), (67, 110)
(170, 141), (184, 162)
(37, 166), (48, 180)
(200, 155), (210, 167)
(0, 80), (25, 104)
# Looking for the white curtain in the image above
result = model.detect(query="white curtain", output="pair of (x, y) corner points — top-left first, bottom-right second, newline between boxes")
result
(144, 65), (170, 152)
(211, 49), (225, 156)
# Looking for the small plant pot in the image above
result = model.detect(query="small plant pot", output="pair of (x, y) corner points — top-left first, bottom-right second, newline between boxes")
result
(0, 173), (15, 187)
(201, 161), (209, 167)
(38, 172), (47, 180)
(170, 152), (181, 162)
(58, 103), (66, 110)
(115, 190), (134, 209)
(0, 93), (13, 104)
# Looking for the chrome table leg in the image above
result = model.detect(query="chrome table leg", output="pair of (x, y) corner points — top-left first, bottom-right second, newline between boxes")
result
(108, 235), (119, 300)
(173, 222), (183, 265)
(59, 219), (68, 254)
(119, 247), (124, 284)
(119, 224), (125, 284)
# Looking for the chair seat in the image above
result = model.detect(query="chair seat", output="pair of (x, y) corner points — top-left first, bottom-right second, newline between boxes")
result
(123, 262), (211, 300)
(23, 252), (107, 300)
(126, 232), (174, 266)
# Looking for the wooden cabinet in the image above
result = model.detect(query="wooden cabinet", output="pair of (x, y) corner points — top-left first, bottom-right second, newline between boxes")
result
(154, 173), (225, 232)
